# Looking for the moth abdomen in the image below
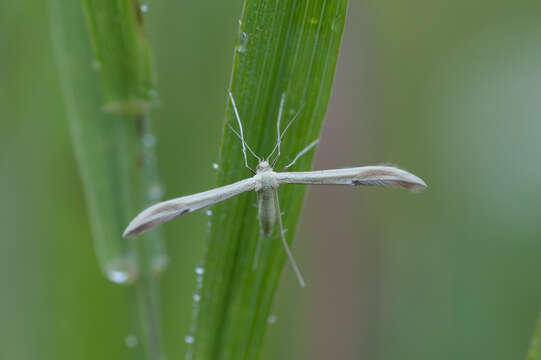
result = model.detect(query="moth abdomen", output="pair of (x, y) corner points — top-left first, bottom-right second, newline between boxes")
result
(257, 188), (276, 237)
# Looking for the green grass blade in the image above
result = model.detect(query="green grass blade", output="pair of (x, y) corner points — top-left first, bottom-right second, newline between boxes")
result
(528, 313), (541, 359)
(83, 0), (155, 113)
(190, 1), (348, 359)
(50, 0), (166, 358)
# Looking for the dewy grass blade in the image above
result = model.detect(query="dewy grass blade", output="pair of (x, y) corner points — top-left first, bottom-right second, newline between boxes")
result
(187, 1), (349, 360)
(51, 0), (166, 359)
(527, 313), (541, 360)
(83, 0), (155, 113)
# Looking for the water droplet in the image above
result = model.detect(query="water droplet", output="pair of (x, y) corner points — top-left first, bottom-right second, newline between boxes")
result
(205, 210), (212, 216)
(151, 255), (169, 275)
(143, 133), (156, 148)
(149, 183), (163, 200)
(108, 271), (129, 283)
(125, 334), (138, 347)
(267, 314), (277, 324)
(236, 32), (248, 53)
(184, 335), (195, 344)
(186, 263), (205, 360)
(105, 258), (137, 284)
(310, 17), (319, 25)
(212, 163), (219, 170)
(331, 14), (344, 32)
(140, 4), (148, 13)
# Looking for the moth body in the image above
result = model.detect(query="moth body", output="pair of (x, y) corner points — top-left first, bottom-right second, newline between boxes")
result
(257, 189), (276, 237)
(254, 161), (278, 237)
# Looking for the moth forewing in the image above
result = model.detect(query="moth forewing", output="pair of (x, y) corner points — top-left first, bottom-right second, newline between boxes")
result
(274, 166), (427, 192)
(123, 177), (257, 237)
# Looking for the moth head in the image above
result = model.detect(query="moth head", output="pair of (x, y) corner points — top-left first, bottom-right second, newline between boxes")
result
(256, 161), (272, 173)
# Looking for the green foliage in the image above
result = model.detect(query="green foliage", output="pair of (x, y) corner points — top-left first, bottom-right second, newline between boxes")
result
(83, 0), (155, 112)
(4, 0), (541, 359)
(528, 314), (541, 360)
(190, 1), (348, 360)
(50, 0), (166, 358)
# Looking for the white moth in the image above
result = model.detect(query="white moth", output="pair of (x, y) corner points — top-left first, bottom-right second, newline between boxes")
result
(123, 92), (427, 287)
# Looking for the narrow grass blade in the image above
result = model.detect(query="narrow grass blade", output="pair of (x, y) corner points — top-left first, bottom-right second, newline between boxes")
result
(50, 0), (166, 358)
(189, 1), (348, 359)
(528, 313), (541, 360)
(83, 0), (155, 113)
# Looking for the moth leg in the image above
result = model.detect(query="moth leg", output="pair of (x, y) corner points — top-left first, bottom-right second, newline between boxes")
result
(282, 139), (319, 170)
(273, 190), (305, 288)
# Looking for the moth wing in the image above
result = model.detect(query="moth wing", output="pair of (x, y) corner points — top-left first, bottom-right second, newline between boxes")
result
(275, 166), (426, 192)
(123, 177), (256, 237)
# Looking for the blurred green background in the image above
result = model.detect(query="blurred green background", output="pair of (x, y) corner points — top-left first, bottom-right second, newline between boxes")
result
(2, 0), (541, 359)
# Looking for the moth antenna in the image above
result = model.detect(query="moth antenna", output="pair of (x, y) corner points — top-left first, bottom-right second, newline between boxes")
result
(229, 92), (261, 171)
